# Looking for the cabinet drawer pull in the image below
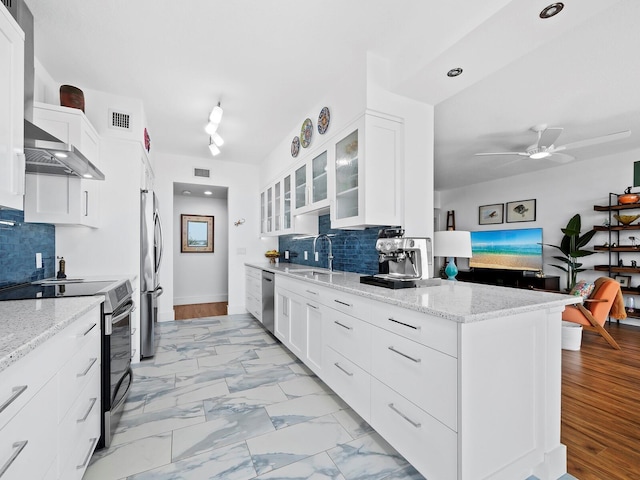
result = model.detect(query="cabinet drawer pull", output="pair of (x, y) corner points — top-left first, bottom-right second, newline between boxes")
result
(76, 437), (99, 470)
(0, 386), (28, 414)
(388, 317), (421, 331)
(388, 346), (421, 363)
(80, 323), (98, 337)
(334, 299), (352, 307)
(306, 303), (319, 310)
(334, 362), (354, 377)
(305, 290), (318, 295)
(388, 403), (422, 428)
(334, 320), (353, 331)
(77, 358), (98, 377)
(77, 397), (98, 423)
(0, 440), (28, 477)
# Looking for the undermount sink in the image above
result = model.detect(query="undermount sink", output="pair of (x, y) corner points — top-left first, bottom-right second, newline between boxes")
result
(289, 269), (335, 277)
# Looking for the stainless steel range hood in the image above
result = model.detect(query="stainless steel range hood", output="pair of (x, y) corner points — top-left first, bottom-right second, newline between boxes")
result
(4, 0), (105, 181)
(24, 120), (105, 180)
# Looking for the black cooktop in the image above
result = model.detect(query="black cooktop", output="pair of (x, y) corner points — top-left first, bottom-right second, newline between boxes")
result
(0, 281), (116, 301)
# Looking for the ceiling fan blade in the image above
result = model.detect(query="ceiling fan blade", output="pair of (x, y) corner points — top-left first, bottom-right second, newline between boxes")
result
(549, 152), (575, 164)
(538, 127), (563, 148)
(554, 130), (631, 152)
(474, 152), (529, 157)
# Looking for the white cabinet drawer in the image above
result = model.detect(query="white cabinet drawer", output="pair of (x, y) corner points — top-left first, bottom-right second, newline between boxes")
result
(58, 328), (100, 421)
(324, 347), (370, 421)
(323, 288), (370, 319)
(371, 327), (457, 431)
(370, 301), (458, 357)
(0, 377), (57, 480)
(246, 295), (262, 321)
(371, 378), (457, 480)
(246, 275), (262, 297)
(246, 266), (262, 280)
(325, 308), (372, 371)
(58, 367), (101, 480)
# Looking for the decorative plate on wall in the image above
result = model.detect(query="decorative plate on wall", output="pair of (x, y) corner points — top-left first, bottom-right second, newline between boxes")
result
(300, 118), (313, 148)
(317, 107), (330, 134)
(291, 136), (300, 157)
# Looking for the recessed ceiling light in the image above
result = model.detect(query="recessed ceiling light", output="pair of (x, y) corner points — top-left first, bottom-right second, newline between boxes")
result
(54, 152), (68, 158)
(83, 173), (93, 178)
(539, 3), (564, 19)
(447, 68), (463, 78)
(204, 190), (213, 195)
(182, 190), (191, 195)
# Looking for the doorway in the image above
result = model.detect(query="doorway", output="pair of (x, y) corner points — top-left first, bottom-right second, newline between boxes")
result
(172, 182), (229, 319)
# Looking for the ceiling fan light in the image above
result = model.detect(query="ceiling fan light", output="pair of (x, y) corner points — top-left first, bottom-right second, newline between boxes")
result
(209, 103), (223, 124)
(530, 151), (551, 159)
(212, 132), (224, 147)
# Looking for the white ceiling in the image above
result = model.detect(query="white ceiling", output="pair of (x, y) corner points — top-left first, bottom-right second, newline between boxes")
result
(23, 0), (640, 190)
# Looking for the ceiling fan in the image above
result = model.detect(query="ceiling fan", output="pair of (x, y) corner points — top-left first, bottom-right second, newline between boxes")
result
(475, 124), (631, 163)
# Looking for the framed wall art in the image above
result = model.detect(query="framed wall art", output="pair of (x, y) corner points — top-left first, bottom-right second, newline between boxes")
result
(615, 275), (631, 288)
(181, 214), (214, 253)
(506, 199), (536, 223)
(479, 203), (504, 225)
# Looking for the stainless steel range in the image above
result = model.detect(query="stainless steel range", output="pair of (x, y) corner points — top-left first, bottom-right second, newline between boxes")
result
(0, 278), (135, 448)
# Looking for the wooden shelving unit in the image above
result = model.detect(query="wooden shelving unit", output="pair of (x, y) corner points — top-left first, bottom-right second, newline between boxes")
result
(593, 192), (640, 297)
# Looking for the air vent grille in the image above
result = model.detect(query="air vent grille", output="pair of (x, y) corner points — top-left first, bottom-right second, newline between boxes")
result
(109, 110), (131, 130)
(194, 168), (210, 178)
(2, 1), (12, 9)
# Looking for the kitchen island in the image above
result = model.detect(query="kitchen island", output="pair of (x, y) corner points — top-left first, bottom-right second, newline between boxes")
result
(246, 262), (580, 480)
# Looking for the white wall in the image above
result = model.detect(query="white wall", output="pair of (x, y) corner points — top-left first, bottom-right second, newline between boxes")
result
(438, 147), (640, 297)
(173, 194), (228, 305)
(154, 152), (277, 322)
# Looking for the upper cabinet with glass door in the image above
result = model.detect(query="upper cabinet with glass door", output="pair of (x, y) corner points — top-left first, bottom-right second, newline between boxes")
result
(293, 148), (330, 214)
(260, 171), (317, 237)
(330, 113), (403, 229)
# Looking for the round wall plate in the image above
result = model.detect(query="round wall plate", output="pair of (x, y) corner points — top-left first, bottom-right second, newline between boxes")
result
(300, 118), (313, 148)
(317, 107), (330, 134)
(291, 136), (300, 157)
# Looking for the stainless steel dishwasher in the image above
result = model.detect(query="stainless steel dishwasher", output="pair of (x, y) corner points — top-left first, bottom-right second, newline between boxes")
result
(261, 270), (275, 334)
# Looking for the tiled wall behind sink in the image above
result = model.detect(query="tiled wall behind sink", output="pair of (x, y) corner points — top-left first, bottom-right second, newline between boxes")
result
(0, 210), (55, 288)
(278, 214), (395, 275)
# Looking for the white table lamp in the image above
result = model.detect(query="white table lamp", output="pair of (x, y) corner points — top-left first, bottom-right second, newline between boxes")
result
(433, 230), (473, 280)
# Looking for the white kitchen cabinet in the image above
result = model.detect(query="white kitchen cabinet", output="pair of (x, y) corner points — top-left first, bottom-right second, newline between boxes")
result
(0, 7), (25, 210)
(24, 103), (101, 227)
(260, 172), (317, 237)
(331, 113), (403, 229)
(0, 305), (101, 480)
(245, 266), (262, 321)
(294, 149), (329, 214)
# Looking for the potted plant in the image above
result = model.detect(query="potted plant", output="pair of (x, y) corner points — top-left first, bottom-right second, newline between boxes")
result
(543, 214), (597, 291)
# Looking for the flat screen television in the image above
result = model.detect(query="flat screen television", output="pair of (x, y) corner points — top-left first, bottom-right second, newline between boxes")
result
(469, 228), (543, 272)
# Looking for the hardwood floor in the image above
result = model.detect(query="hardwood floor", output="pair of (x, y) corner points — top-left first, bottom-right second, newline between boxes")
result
(562, 321), (640, 479)
(174, 302), (228, 320)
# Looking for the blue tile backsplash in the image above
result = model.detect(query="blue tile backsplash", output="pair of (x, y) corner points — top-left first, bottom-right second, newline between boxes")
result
(0, 210), (55, 288)
(278, 214), (395, 275)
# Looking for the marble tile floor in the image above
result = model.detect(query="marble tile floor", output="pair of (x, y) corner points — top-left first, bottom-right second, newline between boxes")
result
(83, 313), (578, 480)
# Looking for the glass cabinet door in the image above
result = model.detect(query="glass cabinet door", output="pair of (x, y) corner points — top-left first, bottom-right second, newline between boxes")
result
(267, 186), (273, 232)
(274, 181), (281, 231)
(295, 164), (307, 209)
(311, 151), (327, 204)
(260, 191), (266, 234)
(334, 129), (359, 220)
(283, 174), (292, 230)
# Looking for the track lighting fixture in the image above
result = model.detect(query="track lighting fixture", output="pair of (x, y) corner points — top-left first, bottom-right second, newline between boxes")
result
(205, 102), (224, 156)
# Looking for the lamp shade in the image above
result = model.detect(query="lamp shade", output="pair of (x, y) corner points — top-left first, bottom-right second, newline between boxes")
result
(209, 104), (223, 124)
(433, 230), (472, 258)
(208, 141), (221, 156)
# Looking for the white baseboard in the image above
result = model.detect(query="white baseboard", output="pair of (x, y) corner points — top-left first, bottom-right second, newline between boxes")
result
(173, 294), (228, 306)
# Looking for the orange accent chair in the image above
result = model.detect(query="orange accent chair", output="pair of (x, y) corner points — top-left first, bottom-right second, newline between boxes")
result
(562, 277), (624, 350)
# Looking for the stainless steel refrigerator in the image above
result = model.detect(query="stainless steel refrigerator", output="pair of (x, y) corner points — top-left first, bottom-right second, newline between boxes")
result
(140, 189), (164, 358)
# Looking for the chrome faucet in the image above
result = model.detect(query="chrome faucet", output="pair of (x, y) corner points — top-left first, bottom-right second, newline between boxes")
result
(313, 234), (334, 271)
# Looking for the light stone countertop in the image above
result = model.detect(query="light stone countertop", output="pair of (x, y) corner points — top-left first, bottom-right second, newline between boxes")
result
(0, 296), (104, 373)
(246, 262), (581, 323)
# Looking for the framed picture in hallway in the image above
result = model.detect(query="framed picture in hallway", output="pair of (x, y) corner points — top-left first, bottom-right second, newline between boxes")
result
(478, 203), (503, 225)
(181, 214), (214, 252)
(506, 199), (536, 223)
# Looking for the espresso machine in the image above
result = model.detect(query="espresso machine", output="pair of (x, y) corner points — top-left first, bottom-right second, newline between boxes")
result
(360, 228), (438, 289)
